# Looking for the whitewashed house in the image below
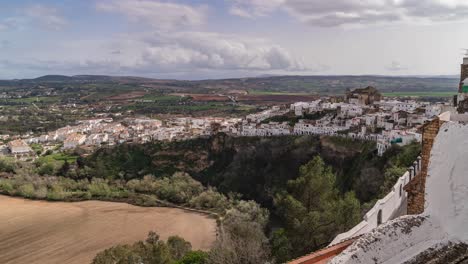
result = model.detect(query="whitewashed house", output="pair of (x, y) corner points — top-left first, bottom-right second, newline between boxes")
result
(8, 140), (32, 154)
(63, 134), (87, 149)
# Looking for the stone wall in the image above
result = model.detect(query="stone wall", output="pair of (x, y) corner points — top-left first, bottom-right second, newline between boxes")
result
(405, 117), (444, 215)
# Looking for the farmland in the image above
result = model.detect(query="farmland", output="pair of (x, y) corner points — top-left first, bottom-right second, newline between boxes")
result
(0, 195), (216, 264)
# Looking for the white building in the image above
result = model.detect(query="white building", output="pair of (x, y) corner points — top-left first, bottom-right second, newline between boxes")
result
(8, 140), (32, 154)
(425, 105), (442, 118)
(63, 134), (87, 149)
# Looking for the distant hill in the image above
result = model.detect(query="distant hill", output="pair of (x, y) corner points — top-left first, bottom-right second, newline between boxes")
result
(0, 74), (460, 94)
(32, 75), (74, 82)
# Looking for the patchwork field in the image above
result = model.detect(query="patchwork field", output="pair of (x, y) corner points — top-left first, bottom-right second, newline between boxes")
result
(0, 195), (216, 264)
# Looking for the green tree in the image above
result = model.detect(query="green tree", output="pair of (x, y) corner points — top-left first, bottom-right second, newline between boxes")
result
(167, 236), (192, 261)
(275, 156), (361, 257)
(380, 166), (407, 195)
(270, 228), (292, 263)
(58, 160), (71, 176)
(176, 251), (208, 264)
(92, 232), (181, 264)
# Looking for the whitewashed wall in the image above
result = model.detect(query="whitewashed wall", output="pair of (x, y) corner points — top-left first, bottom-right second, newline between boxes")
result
(330, 158), (421, 246)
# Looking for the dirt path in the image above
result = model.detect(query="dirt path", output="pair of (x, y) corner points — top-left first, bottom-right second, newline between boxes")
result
(0, 195), (217, 264)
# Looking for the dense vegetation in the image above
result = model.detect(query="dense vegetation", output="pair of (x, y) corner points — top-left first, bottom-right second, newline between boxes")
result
(93, 232), (199, 264)
(0, 134), (420, 262)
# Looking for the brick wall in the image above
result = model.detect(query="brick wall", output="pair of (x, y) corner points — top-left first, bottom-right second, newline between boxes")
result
(459, 64), (468, 93)
(405, 118), (444, 215)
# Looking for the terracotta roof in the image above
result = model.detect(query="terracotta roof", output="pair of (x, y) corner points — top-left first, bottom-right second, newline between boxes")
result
(65, 133), (86, 142)
(8, 139), (28, 147)
(288, 236), (360, 264)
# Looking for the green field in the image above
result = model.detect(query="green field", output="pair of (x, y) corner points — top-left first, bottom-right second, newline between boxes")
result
(383, 91), (456, 97)
(1, 96), (60, 104)
(249, 90), (315, 96)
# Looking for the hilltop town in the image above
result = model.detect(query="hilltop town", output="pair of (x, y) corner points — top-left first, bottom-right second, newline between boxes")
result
(0, 85), (448, 161)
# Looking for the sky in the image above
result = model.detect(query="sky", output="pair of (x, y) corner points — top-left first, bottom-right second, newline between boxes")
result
(1, 0), (468, 80)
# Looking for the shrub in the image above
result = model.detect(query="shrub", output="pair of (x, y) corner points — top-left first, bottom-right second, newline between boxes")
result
(158, 172), (204, 204)
(0, 158), (15, 173)
(176, 251), (208, 264)
(88, 179), (112, 197)
(167, 236), (192, 260)
(35, 186), (48, 199)
(38, 163), (55, 176)
(0, 180), (14, 194)
(18, 183), (35, 198)
(47, 184), (66, 200)
(189, 188), (229, 211)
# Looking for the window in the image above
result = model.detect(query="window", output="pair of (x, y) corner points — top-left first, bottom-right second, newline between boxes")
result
(399, 185), (402, 197)
(377, 210), (383, 226)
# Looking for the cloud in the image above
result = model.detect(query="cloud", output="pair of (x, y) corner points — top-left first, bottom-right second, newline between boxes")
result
(228, 0), (285, 18)
(138, 31), (305, 71)
(229, 0), (468, 26)
(24, 4), (67, 30)
(386, 61), (408, 71)
(96, 0), (206, 30)
(0, 31), (307, 78)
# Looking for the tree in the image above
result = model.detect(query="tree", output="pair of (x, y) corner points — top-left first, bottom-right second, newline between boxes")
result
(209, 201), (271, 264)
(58, 160), (70, 176)
(176, 251), (208, 264)
(274, 156), (361, 257)
(92, 232), (193, 264)
(270, 228), (292, 263)
(167, 236), (192, 260)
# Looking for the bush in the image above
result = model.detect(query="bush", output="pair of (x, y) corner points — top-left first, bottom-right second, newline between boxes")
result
(47, 184), (67, 200)
(18, 183), (35, 198)
(0, 180), (14, 194)
(189, 188), (229, 211)
(176, 251), (208, 264)
(35, 186), (48, 199)
(0, 158), (15, 173)
(88, 179), (112, 197)
(38, 163), (55, 176)
(153, 172), (204, 204)
(168, 236), (192, 260)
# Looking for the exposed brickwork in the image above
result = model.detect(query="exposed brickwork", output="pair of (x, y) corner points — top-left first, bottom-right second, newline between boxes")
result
(459, 64), (468, 93)
(405, 118), (444, 215)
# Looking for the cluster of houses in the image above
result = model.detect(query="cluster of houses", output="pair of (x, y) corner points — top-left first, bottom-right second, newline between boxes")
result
(239, 87), (446, 156)
(0, 86), (448, 158)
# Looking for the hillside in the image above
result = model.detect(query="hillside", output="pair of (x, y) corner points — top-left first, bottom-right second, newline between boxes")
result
(0, 74), (459, 94)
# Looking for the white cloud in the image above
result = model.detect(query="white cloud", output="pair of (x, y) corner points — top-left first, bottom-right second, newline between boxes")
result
(228, 0), (285, 18)
(229, 0), (468, 26)
(0, 31), (307, 78)
(96, 0), (206, 30)
(24, 4), (67, 30)
(139, 31), (305, 71)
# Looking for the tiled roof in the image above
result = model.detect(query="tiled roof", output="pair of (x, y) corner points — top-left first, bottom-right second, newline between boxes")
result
(8, 139), (28, 147)
(287, 236), (360, 264)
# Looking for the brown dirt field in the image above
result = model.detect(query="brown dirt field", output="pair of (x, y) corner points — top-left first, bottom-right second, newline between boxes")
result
(0, 195), (216, 264)
(237, 94), (319, 102)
